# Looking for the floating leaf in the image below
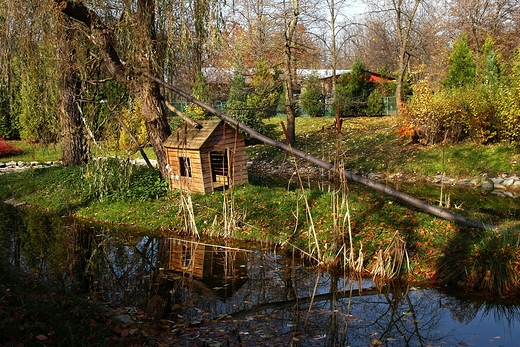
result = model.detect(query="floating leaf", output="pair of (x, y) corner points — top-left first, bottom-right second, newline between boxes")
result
(36, 334), (48, 341)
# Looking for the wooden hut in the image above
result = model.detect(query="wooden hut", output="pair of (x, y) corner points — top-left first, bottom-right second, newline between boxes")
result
(163, 119), (248, 194)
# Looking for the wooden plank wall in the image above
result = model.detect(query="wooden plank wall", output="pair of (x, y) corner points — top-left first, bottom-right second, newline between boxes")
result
(201, 123), (249, 190)
(165, 122), (248, 194)
(166, 148), (206, 193)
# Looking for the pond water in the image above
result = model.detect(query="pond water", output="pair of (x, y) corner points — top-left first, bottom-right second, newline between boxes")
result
(1, 202), (520, 346)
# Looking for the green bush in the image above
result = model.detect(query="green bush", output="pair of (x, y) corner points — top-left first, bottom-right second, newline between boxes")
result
(436, 230), (520, 295)
(82, 157), (132, 202)
(366, 88), (384, 116)
(82, 158), (167, 202)
(126, 165), (168, 201)
(402, 83), (498, 144)
(300, 72), (324, 117)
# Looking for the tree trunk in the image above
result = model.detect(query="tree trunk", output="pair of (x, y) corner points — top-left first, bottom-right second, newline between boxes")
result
(394, 0), (420, 108)
(58, 18), (88, 166)
(56, 0), (171, 177)
(283, 0), (299, 145)
(138, 81), (171, 176)
(146, 72), (495, 231)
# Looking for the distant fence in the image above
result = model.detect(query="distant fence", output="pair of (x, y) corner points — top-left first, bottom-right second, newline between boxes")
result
(321, 96), (397, 117)
(172, 101), (226, 114)
(172, 97), (397, 118)
(384, 96), (397, 116)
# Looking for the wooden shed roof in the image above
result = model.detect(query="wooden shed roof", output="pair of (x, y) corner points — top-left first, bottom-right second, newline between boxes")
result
(163, 119), (226, 150)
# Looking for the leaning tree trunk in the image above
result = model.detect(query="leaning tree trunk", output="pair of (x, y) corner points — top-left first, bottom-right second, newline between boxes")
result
(138, 81), (171, 176)
(144, 72), (496, 231)
(58, 18), (88, 166)
(56, 0), (171, 177)
(134, 0), (171, 176)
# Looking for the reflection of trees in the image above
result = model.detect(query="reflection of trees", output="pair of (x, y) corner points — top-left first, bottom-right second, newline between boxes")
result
(4, 204), (520, 346)
(0, 203), (22, 267)
(441, 290), (520, 330)
(86, 230), (162, 309)
(230, 271), (457, 347)
(66, 220), (94, 293)
(1, 205), (164, 310)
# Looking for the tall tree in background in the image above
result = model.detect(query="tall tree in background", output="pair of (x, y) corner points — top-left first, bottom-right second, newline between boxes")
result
(364, 0), (424, 106)
(247, 58), (282, 119)
(300, 72), (324, 117)
(0, 1), (18, 139)
(225, 61), (265, 136)
(478, 36), (501, 86)
(442, 34), (476, 88)
(334, 56), (373, 116)
(20, 3), (61, 144)
(282, 0), (300, 145)
(393, 0), (421, 105)
(448, 0), (520, 58)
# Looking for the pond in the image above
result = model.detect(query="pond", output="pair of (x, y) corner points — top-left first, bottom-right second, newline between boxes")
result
(1, 202), (520, 346)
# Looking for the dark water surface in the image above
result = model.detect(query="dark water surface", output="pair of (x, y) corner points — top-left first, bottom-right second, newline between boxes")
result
(1, 202), (520, 346)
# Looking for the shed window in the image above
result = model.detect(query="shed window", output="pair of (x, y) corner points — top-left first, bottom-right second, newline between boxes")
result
(179, 157), (192, 177)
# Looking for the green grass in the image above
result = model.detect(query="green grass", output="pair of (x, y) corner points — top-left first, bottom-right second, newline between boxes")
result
(0, 141), (62, 163)
(4, 116), (519, 178)
(258, 116), (520, 178)
(0, 140), (157, 164)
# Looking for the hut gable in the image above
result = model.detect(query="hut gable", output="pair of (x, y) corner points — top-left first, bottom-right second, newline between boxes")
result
(163, 120), (248, 194)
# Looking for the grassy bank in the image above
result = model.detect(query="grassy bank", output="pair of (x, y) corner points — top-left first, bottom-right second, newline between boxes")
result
(1, 116), (520, 295)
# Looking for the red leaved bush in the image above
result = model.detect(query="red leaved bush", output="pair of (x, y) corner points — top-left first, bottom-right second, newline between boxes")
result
(0, 138), (23, 158)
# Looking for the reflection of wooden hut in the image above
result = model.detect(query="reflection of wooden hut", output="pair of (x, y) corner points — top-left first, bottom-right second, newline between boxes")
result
(168, 238), (248, 298)
(169, 239), (207, 278)
(163, 120), (248, 194)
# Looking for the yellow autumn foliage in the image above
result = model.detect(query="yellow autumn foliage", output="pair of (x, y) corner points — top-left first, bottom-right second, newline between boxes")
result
(118, 100), (147, 152)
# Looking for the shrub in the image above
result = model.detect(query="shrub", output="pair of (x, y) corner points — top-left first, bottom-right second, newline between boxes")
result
(225, 63), (267, 141)
(126, 165), (168, 201)
(436, 230), (520, 296)
(82, 157), (168, 202)
(300, 72), (324, 117)
(0, 138), (23, 158)
(334, 56), (374, 116)
(401, 83), (497, 144)
(366, 88), (384, 116)
(82, 157), (133, 202)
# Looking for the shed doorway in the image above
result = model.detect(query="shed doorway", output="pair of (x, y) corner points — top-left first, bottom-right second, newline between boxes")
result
(210, 150), (230, 188)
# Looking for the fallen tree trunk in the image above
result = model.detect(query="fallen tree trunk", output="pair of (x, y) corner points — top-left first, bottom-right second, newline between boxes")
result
(144, 72), (495, 231)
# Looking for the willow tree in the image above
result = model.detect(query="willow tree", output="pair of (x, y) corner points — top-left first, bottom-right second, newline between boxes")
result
(0, 1), (62, 144)
(58, 15), (89, 166)
(55, 0), (225, 176)
(56, 0), (171, 176)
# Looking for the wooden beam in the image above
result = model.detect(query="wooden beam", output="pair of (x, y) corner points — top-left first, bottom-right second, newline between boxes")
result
(143, 72), (496, 231)
(164, 100), (202, 129)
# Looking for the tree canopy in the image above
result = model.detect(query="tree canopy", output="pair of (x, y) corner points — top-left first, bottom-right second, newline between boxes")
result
(0, 0), (519, 169)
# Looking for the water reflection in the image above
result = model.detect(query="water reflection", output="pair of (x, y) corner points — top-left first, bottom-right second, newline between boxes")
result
(1, 202), (520, 346)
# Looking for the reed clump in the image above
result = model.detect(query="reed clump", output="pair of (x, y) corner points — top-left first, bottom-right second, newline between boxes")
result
(435, 229), (520, 296)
